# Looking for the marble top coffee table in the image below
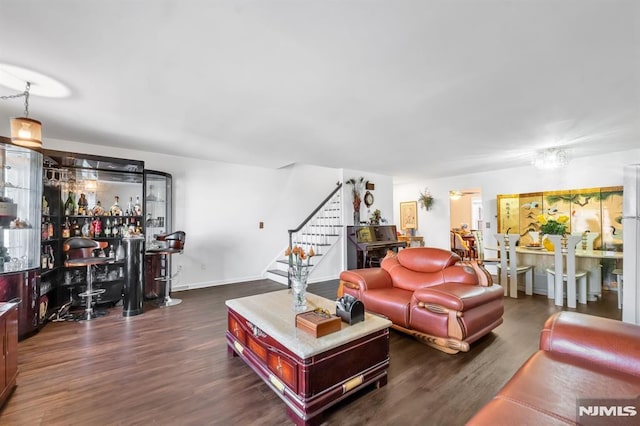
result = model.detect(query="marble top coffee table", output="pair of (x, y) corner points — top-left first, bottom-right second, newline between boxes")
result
(226, 289), (391, 426)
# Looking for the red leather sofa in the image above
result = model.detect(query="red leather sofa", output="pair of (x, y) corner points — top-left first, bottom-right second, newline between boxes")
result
(468, 311), (640, 425)
(339, 247), (504, 354)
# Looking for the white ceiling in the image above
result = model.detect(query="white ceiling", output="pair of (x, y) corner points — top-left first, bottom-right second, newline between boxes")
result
(0, 1), (638, 180)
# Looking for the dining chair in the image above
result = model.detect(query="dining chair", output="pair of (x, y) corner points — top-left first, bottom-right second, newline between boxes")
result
(453, 232), (471, 260)
(495, 233), (533, 298)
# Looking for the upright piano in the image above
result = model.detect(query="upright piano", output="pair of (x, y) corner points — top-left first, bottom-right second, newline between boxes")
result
(346, 225), (407, 269)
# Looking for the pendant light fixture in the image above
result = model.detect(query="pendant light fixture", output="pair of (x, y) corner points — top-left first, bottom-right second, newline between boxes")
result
(5, 82), (43, 148)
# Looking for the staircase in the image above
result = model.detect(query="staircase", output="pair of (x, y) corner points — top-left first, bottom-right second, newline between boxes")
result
(266, 183), (343, 285)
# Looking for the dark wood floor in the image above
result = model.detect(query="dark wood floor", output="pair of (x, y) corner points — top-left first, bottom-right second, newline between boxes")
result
(1, 280), (620, 425)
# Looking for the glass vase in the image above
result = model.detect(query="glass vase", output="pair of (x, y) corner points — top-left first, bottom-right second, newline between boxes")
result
(289, 267), (309, 312)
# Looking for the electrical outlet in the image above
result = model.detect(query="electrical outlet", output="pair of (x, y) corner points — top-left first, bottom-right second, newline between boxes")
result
(259, 221), (264, 229)
(201, 263), (206, 270)
(486, 222), (491, 228)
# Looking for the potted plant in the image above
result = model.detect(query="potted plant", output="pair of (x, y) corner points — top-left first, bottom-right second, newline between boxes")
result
(369, 209), (382, 225)
(537, 214), (569, 251)
(418, 189), (434, 211)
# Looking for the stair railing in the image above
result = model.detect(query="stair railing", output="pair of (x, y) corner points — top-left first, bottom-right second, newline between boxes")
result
(287, 182), (342, 287)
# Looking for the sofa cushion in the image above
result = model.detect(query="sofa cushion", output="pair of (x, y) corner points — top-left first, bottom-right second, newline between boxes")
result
(381, 248), (461, 292)
(362, 288), (413, 328)
(394, 247), (460, 273)
(443, 264), (489, 287)
(468, 350), (640, 425)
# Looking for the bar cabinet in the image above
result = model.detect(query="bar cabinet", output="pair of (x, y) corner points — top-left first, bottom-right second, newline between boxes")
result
(0, 137), (43, 339)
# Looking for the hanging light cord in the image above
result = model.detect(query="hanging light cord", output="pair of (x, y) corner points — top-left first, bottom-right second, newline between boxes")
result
(0, 82), (31, 117)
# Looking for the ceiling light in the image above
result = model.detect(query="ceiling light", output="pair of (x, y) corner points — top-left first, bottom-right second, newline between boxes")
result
(532, 148), (569, 170)
(1, 82), (42, 149)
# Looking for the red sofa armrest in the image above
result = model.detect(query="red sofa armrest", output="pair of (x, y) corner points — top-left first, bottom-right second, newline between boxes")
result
(339, 268), (392, 294)
(413, 282), (503, 312)
(540, 311), (640, 377)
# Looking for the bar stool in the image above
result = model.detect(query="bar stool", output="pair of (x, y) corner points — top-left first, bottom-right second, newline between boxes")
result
(146, 231), (186, 307)
(63, 237), (113, 321)
(612, 268), (623, 309)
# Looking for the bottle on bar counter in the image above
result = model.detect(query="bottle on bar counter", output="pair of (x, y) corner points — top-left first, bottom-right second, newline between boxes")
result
(62, 218), (71, 239)
(134, 196), (142, 216)
(64, 192), (76, 216)
(92, 217), (102, 237)
(110, 196), (122, 216)
(78, 193), (89, 215)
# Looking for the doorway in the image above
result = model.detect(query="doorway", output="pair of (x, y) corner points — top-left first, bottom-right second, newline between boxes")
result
(449, 188), (482, 231)
(449, 188), (482, 258)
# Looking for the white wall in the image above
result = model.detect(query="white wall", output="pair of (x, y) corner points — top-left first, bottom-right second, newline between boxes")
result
(450, 193), (474, 231)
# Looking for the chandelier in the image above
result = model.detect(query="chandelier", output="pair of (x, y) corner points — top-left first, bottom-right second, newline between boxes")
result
(532, 148), (568, 170)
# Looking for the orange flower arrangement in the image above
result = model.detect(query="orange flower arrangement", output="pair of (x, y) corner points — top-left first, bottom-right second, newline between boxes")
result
(285, 245), (315, 281)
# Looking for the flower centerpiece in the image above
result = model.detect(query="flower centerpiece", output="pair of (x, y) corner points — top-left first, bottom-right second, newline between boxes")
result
(537, 214), (569, 235)
(285, 245), (315, 311)
(537, 214), (569, 251)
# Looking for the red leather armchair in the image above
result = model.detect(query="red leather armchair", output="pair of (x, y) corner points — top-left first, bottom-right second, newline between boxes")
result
(339, 247), (504, 354)
(468, 311), (640, 424)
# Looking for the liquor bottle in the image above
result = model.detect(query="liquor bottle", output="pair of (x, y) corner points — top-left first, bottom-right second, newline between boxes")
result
(48, 246), (55, 269)
(78, 193), (89, 215)
(62, 218), (71, 238)
(112, 218), (119, 237)
(92, 200), (104, 216)
(64, 192), (76, 216)
(42, 195), (50, 215)
(92, 217), (102, 237)
(81, 218), (90, 237)
(72, 220), (81, 236)
(127, 197), (134, 216)
(116, 243), (125, 261)
(41, 217), (49, 240)
(41, 247), (48, 270)
(48, 221), (54, 239)
(111, 196), (122, 216)
(134, 196), (142, 216)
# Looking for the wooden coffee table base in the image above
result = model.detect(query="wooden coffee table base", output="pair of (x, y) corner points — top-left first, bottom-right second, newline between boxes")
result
(225, 291), (390, 426)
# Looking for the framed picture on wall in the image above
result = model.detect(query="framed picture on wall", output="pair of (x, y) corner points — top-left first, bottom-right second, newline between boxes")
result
(400, 201), (418, 231)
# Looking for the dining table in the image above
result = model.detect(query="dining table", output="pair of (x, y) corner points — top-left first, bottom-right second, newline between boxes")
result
(516, 245), (623, 303)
